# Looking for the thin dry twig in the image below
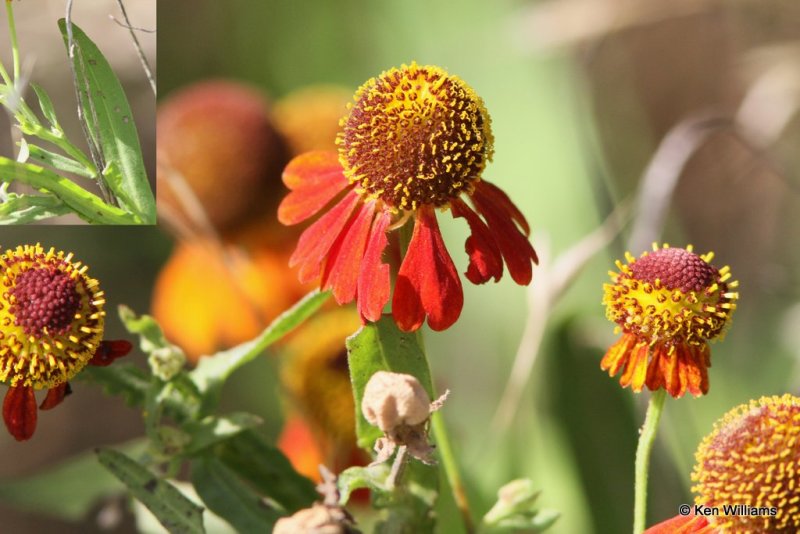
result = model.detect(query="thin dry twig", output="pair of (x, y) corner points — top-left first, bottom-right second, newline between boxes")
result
(113, 0), (156, 97)
(490, 200), (632, 435)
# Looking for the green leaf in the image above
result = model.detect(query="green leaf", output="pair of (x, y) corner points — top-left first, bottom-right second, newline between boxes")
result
(181, 413), (264, 456)
(58, 19), (156, 224)
(191, 457), (283, 533)
(337, 464), (390, 505)
(0, 157), (139, 224)
(96, 448), (205, 534)
(190, 290), (329, 413)
(345, 317), (435, 449)
(215, 430), (317, 512)
(345, 317), (439, 533)
(26, 144), (94, 178)
(31, 83), (62, 131)
(119, 305), (172, 354)
(0, 439), (147, 521)
(79, 363), (151, 408)
(102, 160), (138, 214)
(0, 193), (70, 224)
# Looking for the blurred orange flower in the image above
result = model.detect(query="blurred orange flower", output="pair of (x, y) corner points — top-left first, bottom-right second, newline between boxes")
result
(273, 85), (352, 156)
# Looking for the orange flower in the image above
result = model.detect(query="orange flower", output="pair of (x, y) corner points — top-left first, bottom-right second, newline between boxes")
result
(278, 62), (537, 332)
(0, 244), (130, 441)
(644, 514), (714, 533)
(278, 308), (367, 479)
(691, 394), (800, 532)
(151, 241), (308, 362)
(273, 85), (352, 156)
(601, 244), (738, 397)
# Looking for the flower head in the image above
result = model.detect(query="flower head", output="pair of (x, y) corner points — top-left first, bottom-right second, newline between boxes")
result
(279, 62), (537, 331)
(0, 244), (130, 441)
(601, 244), (738, 397)
(691, 394), (800, 533)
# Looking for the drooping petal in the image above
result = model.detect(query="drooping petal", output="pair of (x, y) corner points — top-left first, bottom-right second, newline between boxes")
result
(89, 340), (133, 367)
(3, 385), (37, 441)
(39, 382), (72, 410)
(358, 210), (392, 323)
(393, 207), (463, 332)
(476, 181), (531, 235)
(289, 191), (360, 284)
(620, 342), (649, 392)
(321, 201), (376, 304)
(278, 151), (350, 225)
(600, 334), (638, 377)
(470, 182), (538, 285)
(450, 198), (503, 284)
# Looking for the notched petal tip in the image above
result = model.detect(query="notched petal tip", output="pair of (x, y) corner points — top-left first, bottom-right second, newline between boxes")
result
(3, 386), (37, 441)
(451, 199), (503, 284)
(89, 340), (133, 367)
(278, 151), (349, 225)
(393, 208), (463, 332)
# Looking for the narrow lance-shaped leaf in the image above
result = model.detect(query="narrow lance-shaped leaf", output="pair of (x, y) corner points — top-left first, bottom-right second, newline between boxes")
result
(0, 193), (70, 224)
(191, 457), (283, 534)
(0, 157), (139, 224)
(189, 290), (330, 413)
(58, 19), (156, 224)
(96, 448), (205, 534)
(26, 144), (94, 178)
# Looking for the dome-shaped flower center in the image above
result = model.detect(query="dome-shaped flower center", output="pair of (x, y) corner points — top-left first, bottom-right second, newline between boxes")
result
(9, 267), (80, 336)
(603, 245), (737, 345)
(338, 62), (493, 211)
(692, 395), (800, 532)
(630, 247), (717, 293)
(0, 244), (106, 389)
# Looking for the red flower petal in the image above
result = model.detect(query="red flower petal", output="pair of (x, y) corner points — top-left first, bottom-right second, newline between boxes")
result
(470, 182), (538, 285)
(89, 340), (133, 367)
(321, 201), (376, 304)
(278, 151), (350, 225)
(358, 210), (392, 323)
(289, 191), (360, 284)
(644, 514), (713, 533)
(3, 385), (37, 441)
(39, 382), (72, 411)
(451, 198), (503, 284)
(476, 180), (531, 235)
(393, 207), (463, 332)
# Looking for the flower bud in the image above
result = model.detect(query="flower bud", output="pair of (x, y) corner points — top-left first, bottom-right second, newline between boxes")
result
(361, 371), (431, 433)
(273, 503), (359, 534)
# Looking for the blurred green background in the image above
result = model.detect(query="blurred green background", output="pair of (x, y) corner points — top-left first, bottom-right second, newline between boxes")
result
(4, 0), (800, 532)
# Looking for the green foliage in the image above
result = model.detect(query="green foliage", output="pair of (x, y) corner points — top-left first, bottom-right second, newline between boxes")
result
(345, 317), (440, 533)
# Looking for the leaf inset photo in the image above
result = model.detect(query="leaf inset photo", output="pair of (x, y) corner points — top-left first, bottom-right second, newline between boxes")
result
(0, 0), (155, 225)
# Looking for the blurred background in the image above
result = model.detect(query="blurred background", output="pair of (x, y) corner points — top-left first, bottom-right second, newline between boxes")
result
(4, 0), (800, 532)
(0, 0), (155, 223)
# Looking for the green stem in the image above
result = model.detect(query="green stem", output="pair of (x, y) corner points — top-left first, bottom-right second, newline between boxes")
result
(633, 389), (667, 534)
(5, 1), (19, 82)
(431, 410), (475, 534)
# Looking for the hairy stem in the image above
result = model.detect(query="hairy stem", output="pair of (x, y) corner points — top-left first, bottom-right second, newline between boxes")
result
(633, 389), (667, 534)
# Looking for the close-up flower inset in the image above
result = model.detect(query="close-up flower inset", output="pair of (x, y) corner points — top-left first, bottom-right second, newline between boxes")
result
(0, 244), (130, 441)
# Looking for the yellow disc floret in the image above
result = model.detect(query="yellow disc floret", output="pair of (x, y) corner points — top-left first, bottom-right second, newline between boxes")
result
(603, 244), (738, 347)
(692, 394), (800, 532)
(337, 62), (494, 211)
(0, 244), (105, 389)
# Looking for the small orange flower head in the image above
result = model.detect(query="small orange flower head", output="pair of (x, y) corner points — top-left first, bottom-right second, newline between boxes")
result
(0, 244), (130, 441)
(692, 394), (800, 532)
(601, 244), (738, 397)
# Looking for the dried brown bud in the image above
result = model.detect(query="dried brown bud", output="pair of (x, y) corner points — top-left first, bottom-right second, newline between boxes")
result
(273, 503), (359, 534)
(362, 371), (432, 433)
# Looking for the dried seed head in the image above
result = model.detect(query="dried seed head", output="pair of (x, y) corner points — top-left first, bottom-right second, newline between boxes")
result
(361, 371), (431, 433)
(273, 503), (359, 534)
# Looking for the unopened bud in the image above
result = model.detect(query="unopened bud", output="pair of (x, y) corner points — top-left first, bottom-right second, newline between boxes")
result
(273, 503), (359, 534)
(362, 371), (431, 433)
(147, 344), (186, 381)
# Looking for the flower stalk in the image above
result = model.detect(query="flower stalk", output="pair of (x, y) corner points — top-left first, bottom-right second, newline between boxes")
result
(633, 388), (666, 534)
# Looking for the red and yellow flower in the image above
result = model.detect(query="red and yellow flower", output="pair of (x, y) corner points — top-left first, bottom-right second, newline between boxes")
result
(601, 244), (738, 397)
(647, 394), (800, 532)
(278, 62), (537, 332)
(0, 244), (131, 441)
